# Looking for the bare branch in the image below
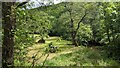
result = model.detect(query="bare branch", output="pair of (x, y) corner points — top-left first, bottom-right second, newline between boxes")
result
(16, 0), (30, 8)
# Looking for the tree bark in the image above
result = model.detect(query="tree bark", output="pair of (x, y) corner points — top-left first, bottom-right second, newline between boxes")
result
(2, 2), (15, 67)
(68, 9), (77, 46)
(71, 18), (77, 46)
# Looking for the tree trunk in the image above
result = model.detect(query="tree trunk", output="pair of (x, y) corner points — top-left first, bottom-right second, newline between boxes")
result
(70, 18), (77, 46)
(66, 3), (87, 46)
(69, 10), (78, 46)
(71, 31), (78, 46)
(2, 2), (15, 67)
(106, 27), (110, 43)
(102, 3), (111, 44)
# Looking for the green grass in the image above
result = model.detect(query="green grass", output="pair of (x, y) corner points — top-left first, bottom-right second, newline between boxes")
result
(26, 36), (75, 65)
(16, 36), (120, 66)
(42, 46), (119, 66)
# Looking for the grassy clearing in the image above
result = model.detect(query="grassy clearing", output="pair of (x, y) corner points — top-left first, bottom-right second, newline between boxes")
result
(26, 36), (75, 65)
(25, 36), (119, 66)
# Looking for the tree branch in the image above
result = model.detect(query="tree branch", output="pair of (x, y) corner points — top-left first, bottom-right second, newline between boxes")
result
(16, 0), (30, 8)
(75, 10), (87, 34)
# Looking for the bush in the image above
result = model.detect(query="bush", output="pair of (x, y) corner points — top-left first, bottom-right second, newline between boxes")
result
(45, 42), (58, 53)
(76, 23), (93, 45)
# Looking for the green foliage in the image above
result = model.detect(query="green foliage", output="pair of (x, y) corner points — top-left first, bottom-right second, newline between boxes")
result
(99, 2), (120, 45)
(15, 4), (55, 65)
(14, 7), (35, 65)
(28, 9), (53, 37)
(76, 23), (93, 43)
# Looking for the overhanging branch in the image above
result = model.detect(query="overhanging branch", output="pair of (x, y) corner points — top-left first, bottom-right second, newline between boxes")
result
(16, 0), (30, 8)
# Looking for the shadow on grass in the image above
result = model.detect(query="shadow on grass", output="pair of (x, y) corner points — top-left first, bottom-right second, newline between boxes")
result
(71, 45), (120, 66)
(96, 45), (120, 63)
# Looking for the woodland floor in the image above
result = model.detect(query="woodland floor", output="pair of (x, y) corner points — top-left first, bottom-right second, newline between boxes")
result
(26, 36), (120, 66)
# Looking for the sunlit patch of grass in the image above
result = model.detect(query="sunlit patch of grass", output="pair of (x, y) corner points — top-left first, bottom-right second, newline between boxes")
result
(30, 36), (73, 52)
(26, 36), (75, 65)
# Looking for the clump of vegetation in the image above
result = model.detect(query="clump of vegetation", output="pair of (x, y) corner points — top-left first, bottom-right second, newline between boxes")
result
(45, 42), (58, 53)
(37, 37), (45, 43)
